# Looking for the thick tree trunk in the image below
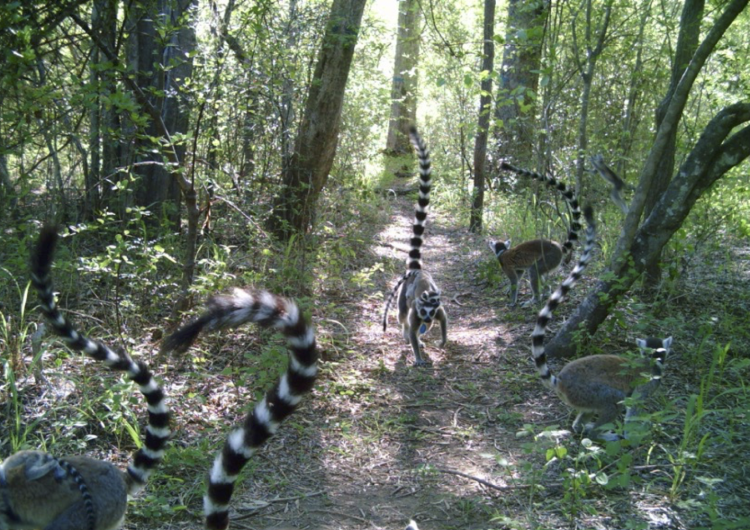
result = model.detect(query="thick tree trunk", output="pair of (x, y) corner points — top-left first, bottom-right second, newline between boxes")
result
(469, 0), (496, 234)
(385, 0), (420, 154)
(494, 0), (549, 163)
(267, 0), (367, 240)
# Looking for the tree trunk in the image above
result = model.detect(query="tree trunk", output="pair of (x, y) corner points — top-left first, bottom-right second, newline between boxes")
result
(617, 0), (652, 175)
(545, 0), (749, 359)
(642, 0), (704, 286)
(267, 0), (368, 240)
(87, 0), (118, 219)
(125, 0), (196, 228)
(385, 0), (420, 154)
(281, 0), (300, 172)
(0, 150), (16, 219)
(494, 0), (549, 163)
(72, 10), (203, 294)
(469, 0), (496, 234)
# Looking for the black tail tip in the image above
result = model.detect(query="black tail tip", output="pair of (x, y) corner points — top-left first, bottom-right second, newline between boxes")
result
(500, 160), (512, 170)
(409, 124), (418, 135)
(583, 205), (594, 224)
(38, 224), (60, 249)
(161, 319), (207, 354)
(32, 224), (61, 274)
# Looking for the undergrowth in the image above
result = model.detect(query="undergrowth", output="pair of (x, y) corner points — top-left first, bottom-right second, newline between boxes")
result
(1, 178), (749, 530)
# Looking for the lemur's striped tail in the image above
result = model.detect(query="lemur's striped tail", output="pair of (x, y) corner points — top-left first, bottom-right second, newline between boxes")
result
(531, 206), (596, 388)
(382, 126), (432, 331)
(30, 225), (170, 496)
(407, 126), (432, 271)
(500, 161), (582, 258)
(162, 288), (318, 530)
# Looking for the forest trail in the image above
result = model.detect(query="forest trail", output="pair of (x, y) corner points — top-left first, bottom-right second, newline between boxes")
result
(201, 180), (590, 530)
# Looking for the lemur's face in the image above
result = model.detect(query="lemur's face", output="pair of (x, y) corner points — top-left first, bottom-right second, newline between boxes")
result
(488, 240), (511, 257)
(416, 291), (441, 322)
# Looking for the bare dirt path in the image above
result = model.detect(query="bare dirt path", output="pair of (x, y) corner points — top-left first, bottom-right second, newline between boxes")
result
(188, 184), (578, 530)
(160, 183), (708, 530)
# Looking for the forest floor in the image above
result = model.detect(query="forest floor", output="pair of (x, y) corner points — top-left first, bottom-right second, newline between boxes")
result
(185, 187), (558, 530)
(6, 177), (749, 530)
(116, 179), (749, 530)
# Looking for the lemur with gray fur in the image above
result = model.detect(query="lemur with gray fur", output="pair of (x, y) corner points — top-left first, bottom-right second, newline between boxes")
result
(383, 127), (447, 366)
(0, 226), (170, 530)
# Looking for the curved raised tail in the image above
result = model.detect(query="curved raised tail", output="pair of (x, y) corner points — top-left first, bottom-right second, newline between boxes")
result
(500, 161), (582, 260)
(162, 288), (318, 530)
(383, 126), (433, 331)
(531, 205), (596, 388)
(30, 225), (170, 496)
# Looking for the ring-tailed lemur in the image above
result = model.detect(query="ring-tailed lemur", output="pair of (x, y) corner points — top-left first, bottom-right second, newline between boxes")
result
(162, 288), (318, 530)
(382, 126), (447, 366)
(2, 225), (171, 530)
(530, 208), (672, 440)
(489, 162), (583, 307)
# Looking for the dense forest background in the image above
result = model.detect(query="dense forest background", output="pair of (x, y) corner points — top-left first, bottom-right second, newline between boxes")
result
(1, 0), (749, 529)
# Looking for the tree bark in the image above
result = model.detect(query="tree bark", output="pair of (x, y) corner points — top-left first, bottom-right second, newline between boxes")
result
(267, 0), (367, 240)
(494, 0), (549, 163)
(469, 0), (496, 234)
(126, 0), (196, 228)
(386, 0), (420, 154)
(72, 9), (202, 290)
(611, 0), (747, 268)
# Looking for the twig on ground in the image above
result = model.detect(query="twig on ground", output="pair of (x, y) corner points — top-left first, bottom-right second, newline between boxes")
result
(433, 468), (532, 491)
(450, 292), (473, 306)
(310, 509), (377, 527)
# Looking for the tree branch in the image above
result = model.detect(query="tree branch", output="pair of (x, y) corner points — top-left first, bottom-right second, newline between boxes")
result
(546, 101), (750, 358)
(612, 0), (749, 264)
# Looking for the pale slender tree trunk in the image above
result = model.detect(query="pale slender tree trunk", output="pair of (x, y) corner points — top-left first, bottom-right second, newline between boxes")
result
(34, 61), (69, 216)
(570, 0), (612, 192)
(617, 0), (652, 175)
(386, 0), (420, 154)
(281, 0), (299, 171)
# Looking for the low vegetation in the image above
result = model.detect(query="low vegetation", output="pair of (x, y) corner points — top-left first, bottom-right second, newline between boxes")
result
(2, 167), (748, 529)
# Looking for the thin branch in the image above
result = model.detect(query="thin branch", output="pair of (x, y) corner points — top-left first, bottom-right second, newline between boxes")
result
(433, 468), (535, 491)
